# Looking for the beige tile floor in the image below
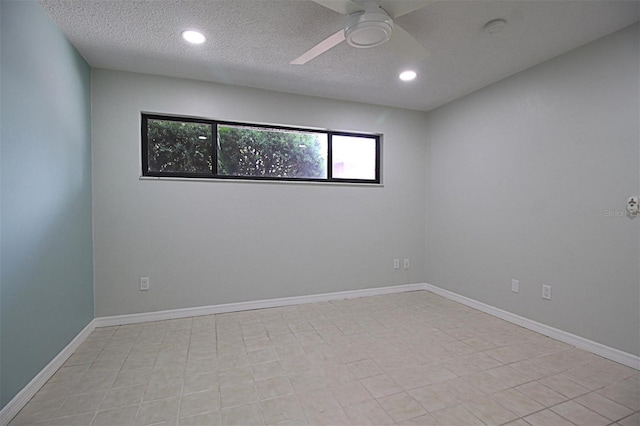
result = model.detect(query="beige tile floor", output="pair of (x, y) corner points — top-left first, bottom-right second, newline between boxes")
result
(9, 291), (639, 426)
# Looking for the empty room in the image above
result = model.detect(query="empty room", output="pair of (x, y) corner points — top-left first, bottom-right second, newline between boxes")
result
(1, 0), (638, 425)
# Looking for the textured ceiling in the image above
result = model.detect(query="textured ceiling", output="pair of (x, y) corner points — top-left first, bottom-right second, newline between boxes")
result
(40, 0), (639, 111)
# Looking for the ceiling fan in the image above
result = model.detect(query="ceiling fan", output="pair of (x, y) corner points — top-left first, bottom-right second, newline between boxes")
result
(291, 0), (433, 65)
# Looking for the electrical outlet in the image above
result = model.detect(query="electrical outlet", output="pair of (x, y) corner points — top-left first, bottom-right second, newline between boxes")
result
(511, 279), (519, 293)
(403, 259), (410, 269)
(140, 277), (150, 291)
(542, 284), (551, 300)
(393, 259), (400, 269)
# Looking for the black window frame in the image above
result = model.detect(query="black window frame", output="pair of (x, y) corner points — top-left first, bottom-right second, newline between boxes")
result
(141, 113), (381, 184)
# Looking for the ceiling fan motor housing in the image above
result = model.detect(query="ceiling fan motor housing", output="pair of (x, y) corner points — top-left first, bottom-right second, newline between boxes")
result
(345, 10), (394, 48)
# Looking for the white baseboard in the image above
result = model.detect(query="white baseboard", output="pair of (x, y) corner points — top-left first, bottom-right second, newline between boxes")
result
(96, 282), (639, 370)
(0, 320), (96, 426)
(423, 283), (640, 370)
(94, 283), (426, 327)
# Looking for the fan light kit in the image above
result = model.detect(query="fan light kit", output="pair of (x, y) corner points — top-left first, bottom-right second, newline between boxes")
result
(182, 30), (206, 44)
(290, 0), (431, 65)
(345, 8), (393, 48)
(399, 70), (417, 81)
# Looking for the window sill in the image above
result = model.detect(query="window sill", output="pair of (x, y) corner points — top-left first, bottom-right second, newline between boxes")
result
(139, 176), (384, 187)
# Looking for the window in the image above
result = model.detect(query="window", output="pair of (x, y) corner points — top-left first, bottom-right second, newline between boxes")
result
(331, 134), (377, 180)
(217, 124), (328, 180)
(145, 117), (213, 176)
(142, 114), (380, 184)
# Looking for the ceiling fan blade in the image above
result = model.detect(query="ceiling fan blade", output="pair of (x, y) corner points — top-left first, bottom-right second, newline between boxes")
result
(310, 0), (364, 15)
(386, 23), (428, 59)
(379, 0), (433, 18)
(290, 29), (346, 65)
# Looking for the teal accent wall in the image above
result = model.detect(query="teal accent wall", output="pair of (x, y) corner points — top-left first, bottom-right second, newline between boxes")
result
(0, 0), (94, 408)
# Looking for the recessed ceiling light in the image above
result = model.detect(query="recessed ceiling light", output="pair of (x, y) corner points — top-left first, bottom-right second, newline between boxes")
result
(399, 70), (417, 81)
(182, 30), (206, 44)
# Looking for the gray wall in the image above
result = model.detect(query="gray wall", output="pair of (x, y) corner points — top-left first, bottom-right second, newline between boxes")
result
(91, 69), (427, 317)
(425, 23), (639, 356)
(0, 1), (94, 408)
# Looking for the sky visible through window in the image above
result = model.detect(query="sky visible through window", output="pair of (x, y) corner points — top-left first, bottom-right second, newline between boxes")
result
(332, 135), (377, 180)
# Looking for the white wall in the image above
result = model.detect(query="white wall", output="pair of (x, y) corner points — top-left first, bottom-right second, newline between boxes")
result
(92, 70), (427, 317)
(425, 23), (639, 355)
